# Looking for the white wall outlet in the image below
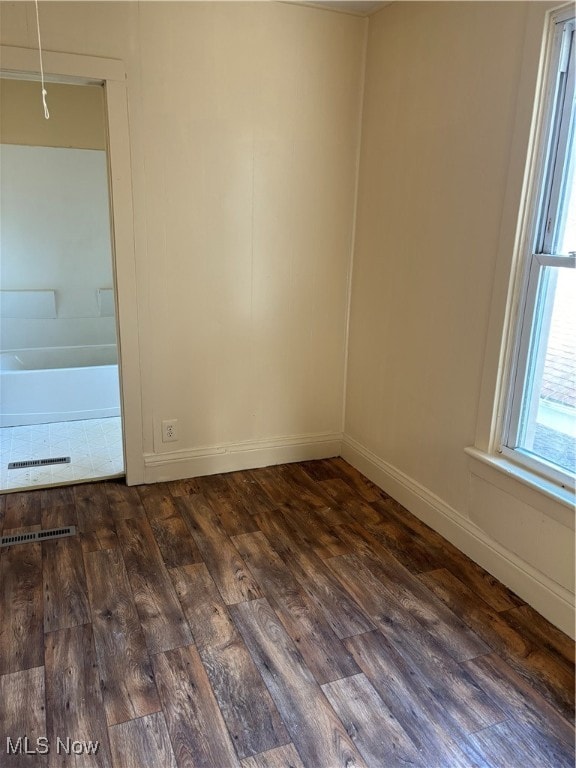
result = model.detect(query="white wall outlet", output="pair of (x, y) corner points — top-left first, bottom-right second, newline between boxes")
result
(161, 419), (178, 443)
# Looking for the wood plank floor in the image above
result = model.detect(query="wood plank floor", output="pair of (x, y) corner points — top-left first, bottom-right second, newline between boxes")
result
(0, 458), (573, 767)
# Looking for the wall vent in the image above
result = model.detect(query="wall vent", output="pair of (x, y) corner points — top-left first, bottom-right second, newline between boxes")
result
(8, 457), (71, 470)
(0, 526), (76, 548)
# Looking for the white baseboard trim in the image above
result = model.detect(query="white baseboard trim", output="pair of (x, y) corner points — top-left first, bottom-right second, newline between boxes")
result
(144, 432), (342, 484)
(341, 435), (575, 638)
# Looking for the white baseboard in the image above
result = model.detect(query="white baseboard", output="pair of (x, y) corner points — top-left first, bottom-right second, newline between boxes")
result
(144, 432), (342, 484)
(341, 434), (575, 638)
(143, 428), (574, 636)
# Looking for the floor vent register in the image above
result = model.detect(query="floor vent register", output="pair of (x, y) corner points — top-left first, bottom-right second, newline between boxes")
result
(0, 527), (76, 548)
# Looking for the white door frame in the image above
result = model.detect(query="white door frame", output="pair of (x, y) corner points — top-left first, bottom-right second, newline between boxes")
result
(1, 45), (145, 485)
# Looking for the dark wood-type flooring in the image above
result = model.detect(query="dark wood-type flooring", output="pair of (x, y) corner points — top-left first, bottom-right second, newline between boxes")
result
(0, 458), (574, 767)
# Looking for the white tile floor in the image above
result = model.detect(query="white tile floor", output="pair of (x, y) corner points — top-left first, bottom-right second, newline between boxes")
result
(0, 417), (124, 491)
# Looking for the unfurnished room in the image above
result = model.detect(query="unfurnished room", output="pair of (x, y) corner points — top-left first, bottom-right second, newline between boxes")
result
(0, 1), (574, 766)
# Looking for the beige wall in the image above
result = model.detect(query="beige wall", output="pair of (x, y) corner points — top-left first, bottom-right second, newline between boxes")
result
(0, 79), (106, 149)
(0, 2), (365, 458)
(347, 0), (527, 510)
(344, 1), (574, 633)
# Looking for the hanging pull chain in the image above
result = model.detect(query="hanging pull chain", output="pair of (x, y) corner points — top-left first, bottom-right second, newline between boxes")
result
(34, 0), (49, 119)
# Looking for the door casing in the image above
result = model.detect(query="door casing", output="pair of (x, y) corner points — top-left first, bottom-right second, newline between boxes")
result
(1, 45), (145, 485)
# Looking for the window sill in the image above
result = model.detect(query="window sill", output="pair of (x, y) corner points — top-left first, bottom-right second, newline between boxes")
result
(465, 447), (575, 531)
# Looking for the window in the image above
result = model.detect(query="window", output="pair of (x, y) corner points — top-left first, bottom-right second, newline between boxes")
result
(502, 6), (575, 490)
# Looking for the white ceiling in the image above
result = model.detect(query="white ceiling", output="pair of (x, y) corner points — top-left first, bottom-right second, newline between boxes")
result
(287, 1), (392, 17)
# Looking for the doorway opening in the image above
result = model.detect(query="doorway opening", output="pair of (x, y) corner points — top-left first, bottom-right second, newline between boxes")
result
(0, 45), (145, 489)
(0, 79), (124, 491)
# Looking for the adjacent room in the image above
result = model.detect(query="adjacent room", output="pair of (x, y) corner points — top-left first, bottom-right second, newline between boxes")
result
(0, 79), (124, 491)
(0, 1), (574, 767)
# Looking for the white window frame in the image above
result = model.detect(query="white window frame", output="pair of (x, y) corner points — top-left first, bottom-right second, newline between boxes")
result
(499, 5), (575, 493)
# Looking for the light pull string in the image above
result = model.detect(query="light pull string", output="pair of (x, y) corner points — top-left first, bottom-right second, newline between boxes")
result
(34, 0), (49, 119)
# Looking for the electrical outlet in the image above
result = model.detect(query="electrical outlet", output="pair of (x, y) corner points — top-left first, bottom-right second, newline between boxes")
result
(161, 419), (178, 443)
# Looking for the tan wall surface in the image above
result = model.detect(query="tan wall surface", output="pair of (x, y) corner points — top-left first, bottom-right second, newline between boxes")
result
(345, 1), (574, 613)
(0, 79), (106, 149)
(347, 0), (527, 509)
(0, 1), (365, 454)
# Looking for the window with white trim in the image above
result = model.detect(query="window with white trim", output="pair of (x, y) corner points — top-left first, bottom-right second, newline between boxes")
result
(502, 6), (575, 490)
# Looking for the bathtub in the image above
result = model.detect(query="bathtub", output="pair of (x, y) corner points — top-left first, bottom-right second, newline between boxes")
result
(0, 345), (121, 427)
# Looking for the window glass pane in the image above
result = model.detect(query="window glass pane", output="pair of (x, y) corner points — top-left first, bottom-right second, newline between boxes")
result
(517, 266), (576, 476)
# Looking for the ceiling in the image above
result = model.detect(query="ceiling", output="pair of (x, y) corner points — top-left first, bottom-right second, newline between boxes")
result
(287, 2), (392, 17)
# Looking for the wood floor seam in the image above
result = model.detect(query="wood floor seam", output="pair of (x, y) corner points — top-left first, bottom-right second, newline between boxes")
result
(0, 459), (573, 768)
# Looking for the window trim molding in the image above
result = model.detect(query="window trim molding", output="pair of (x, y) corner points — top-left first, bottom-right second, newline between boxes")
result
(502, 256), (575, 490)
(471, 2), (575, 503)
(465, 447), (575, 528)
(500, 7), (575, 487)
